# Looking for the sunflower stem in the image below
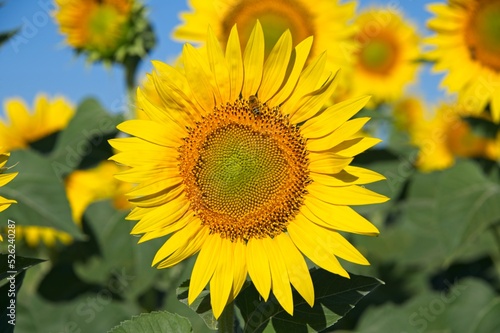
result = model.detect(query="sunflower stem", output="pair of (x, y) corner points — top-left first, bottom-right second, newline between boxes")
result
(218, 302), (235, 333)
(123, 55), (140, 120)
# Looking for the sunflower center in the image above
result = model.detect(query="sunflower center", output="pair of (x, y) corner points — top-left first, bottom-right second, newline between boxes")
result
(466, 0), (500, 71)
(357, 36), (398, 75)
(179, 99), (310, 242)
(221, 0), (314, 54)
(86, 3), (127, 52)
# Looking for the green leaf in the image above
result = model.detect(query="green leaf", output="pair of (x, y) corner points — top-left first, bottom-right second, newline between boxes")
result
(0, 254), (45, 280)
(49, 98), (122, 178)
(400, 160), (500, 267)
(0, 255), (44, 332)
(240, 269), (382, 333)
(0, 271), (26, 333)
(357, 278), (499, 333)
(107, 311), (192, 333)
(0, 149), (85, 239)
(75, 200), (161, 299)
(177, 280), (217, 330)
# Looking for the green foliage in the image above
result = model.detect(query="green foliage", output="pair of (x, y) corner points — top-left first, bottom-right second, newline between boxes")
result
(0, 149), (84, 238)
(108, 311), (192, 333)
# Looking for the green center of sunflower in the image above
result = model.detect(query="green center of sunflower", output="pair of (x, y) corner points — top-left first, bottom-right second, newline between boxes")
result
(178, 99), (310, 242)
(221, 0), (314, 55)
(197, 125), (289, 217)
(87, 4), (127, 53)
(466, 0), (500, 71)
(358, 37), (398, 75)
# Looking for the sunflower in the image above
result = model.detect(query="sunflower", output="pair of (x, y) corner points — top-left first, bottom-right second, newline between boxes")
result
(54, 0), (134, 57)
(411, 103), (495, 171)
(173, 0), (357, 94)
(65, 160), (132, 223)
(346, 8), (421, 105)
(0, 151), (17, 214)
(110, 23), (387, 318)
(392, 96), (425, 132)
(0, 94), (74, 151)
(426, 0), (500, 122)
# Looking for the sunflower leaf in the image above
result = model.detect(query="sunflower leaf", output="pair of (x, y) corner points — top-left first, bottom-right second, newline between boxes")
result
(0, 149), (84, 239)
(235, 269), (382, 333)
(107, 311), (192, 333)
(176, 280), (217, 330)
(0, 254), (45, 281)
(356, 278), (500, 333)
(49, 98), (123, 178)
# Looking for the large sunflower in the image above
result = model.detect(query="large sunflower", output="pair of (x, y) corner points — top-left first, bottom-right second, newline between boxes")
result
(427, 0), (500, 122)
(173, 0), (357, 93)
(0, 94), (74, 151)
(110, 23), (387, 318)
(54, 0), (134, 57)
(347, 8), (421, 105)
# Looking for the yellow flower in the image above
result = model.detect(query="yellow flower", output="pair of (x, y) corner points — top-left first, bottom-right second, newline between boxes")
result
(0, 94), (74, 151)
(392, 97), (425, 132)
(65, 160), (132, 223)
(411, 103), (495, 171)
(347, 8), (421, 105)
(111, 23), (387, 317)
(426, 0), (500, 122)
(54, 0), (133, 57)
(0, 151), (18, 213)
(15, 226), (73, 248)
(173, 0), (357, 94)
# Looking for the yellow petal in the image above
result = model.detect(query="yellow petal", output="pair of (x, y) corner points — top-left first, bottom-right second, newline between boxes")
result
(296, 215), (369, 265)
(267, 36), (313, 106)
(263, 237), (294, 315)
(307, 117), (370, 152)
(242, 21), (265, 97)
(290, 73), (339, 124)
(225, 25), (244, 101)
(183, 44), (217, 111)
(131, 195), (190, 234)
(188, 234), (222, 304)
(303, 197), (379, 235)
(246, 237), (271, 301)
(280, 52), (327, 116)
(0, 172), (17, 187)
(126, 177), (183, 198)
(156, 221), (210, 268)
(288, 215), (349, 277)
(274, 233), (314, 307)
(309, 153), (353, 175)
(152, 219), (204, 266)
(117, 120), (184, 147)
(301, 95), (371, 139)
(308, 182), (389, 205)
(228, 240), (248, 302)
(258, 30), (293, 101)
(331, 137), (381, 157)
(138, 212), (194, 243)
(206, 26), (230, 102)
(210, 239), (234, 319)
(310, 166), (385, 186)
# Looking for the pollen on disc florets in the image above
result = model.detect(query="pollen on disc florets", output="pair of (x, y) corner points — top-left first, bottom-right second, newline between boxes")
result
(178, 98), (311, 242)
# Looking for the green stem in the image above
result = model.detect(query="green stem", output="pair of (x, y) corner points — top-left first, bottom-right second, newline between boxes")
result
(123, 55), (140, 120)
(218, 302), (235, 333)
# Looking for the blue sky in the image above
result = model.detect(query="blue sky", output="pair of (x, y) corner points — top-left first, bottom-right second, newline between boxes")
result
(0, 0), (446, 114)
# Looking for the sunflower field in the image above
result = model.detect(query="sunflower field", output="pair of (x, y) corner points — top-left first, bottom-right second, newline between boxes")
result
(1, 0), (500, 332)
